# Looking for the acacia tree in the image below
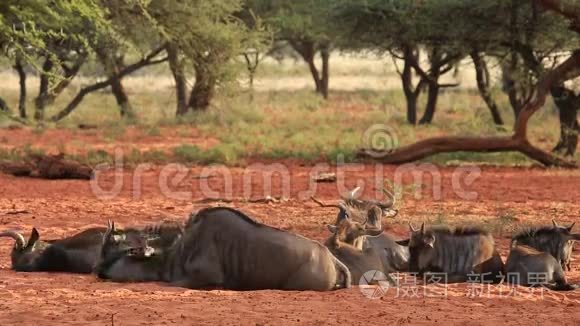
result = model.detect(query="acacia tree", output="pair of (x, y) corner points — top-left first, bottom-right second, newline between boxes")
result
(248, 0), (333, 98)
(0, 0), (114, 121)
(358, 0), (580, 167)
(333, 0), (464, 125)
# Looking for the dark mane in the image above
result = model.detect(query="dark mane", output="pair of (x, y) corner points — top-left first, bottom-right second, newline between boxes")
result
(140, 220), (184, 235)
(428, 226), (490, 236)
(512, 226), (566, 241)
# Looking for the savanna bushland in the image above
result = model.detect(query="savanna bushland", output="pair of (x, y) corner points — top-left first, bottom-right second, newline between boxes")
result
(0, 1), (579, 325)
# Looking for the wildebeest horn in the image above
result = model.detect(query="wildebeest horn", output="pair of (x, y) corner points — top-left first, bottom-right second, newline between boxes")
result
(349, 186), (361, 199)
(420, 222), (425, 234)
(0, 231), (26, 249)
(552, 219), (559, 227)
(408, 222), (418, 232)
(567, 222), (576, 232)
(381, 187), (395, 207)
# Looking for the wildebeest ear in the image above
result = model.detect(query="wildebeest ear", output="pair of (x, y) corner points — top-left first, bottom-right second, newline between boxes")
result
(570, 233), (580, 241)
(395, 239), (410, 246)
(327, 224), (338, 234)
(27, 228), (40, 247)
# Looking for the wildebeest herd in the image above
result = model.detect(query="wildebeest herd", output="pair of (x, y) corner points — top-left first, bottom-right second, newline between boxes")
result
(1, 188), (578, 292)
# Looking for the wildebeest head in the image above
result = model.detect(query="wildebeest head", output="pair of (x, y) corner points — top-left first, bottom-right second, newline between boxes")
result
(512, 219), (580, 271)
(0, 228), (50, 268)
(98, 221), (154, 271)
(340, 187), (397, 224)
(327, 203), (383, 249)
(96, 220), (161, 281)
(406, 222), (436, 272)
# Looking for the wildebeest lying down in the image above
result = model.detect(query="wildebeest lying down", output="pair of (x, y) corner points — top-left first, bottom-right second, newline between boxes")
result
(0, 221), (183, 273)
(96, 207), (352, 291)
(325, 203), (393, 285)
(505, 245), (578, 291)
(405, 223), (504, 283)
(511, 220), (579, 271)
(315, 187), (409, 273)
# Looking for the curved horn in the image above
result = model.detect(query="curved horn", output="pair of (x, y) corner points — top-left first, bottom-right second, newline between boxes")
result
(0, 231), (26, 248)
(349, 186), (361, 199)
(381, 188), (395, 208)
(552, 219), (559, 227)
(420, 222), (425, 234)
(408, 222), (418, 232)
(567, 222), (576, 232)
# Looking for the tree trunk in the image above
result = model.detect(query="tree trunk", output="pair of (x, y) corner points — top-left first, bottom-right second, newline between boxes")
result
(97, 48), (134, 119)
(13, 56), (27, 119)
(35, 53), (86, 121)
(400, 46), (422, 125)
(188, 63), (215, 111)
(470, 51), (504, 125)
(419, 83), (440, 124)
(290, 40), (328, 98)
(168, 44), (189, 116)
(110, 75), (133, 119)
(320, 43), (330, 99)
(0, 97), (9, 112)
(50, 45), (168, 122)
(419, 49), (442, 125)
(551, 85), (579, 156)
(34, 57), (54, 121)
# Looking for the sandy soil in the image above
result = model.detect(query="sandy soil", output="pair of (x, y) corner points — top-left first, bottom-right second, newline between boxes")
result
(0, 164), (579, 325)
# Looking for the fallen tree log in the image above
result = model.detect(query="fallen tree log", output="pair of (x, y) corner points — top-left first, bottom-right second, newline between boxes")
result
(358, 50), (580, 168)
(0, 154), (93, 180)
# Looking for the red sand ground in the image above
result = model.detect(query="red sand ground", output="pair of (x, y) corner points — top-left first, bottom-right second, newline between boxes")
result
(0, 164), (579, 325)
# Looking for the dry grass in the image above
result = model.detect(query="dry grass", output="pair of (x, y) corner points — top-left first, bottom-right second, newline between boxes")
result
(0, 53), (576, 166)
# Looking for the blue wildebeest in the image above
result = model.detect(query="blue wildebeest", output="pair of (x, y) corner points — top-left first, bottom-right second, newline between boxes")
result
(511, 219), (579, 271)
(505, 244), (578, 291)
(0, 220), (182, 273)
(324, 203), (395, 286)
(313, 187), (409, 273)
(96, 207), (352, 291)
(405, 223), (504, 283)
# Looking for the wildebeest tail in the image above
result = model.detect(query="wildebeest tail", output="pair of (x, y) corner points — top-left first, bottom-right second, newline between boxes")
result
(330, 253), (351, 289)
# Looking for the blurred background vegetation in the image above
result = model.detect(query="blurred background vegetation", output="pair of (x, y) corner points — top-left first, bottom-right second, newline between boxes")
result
(0, 0), (578, 166)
